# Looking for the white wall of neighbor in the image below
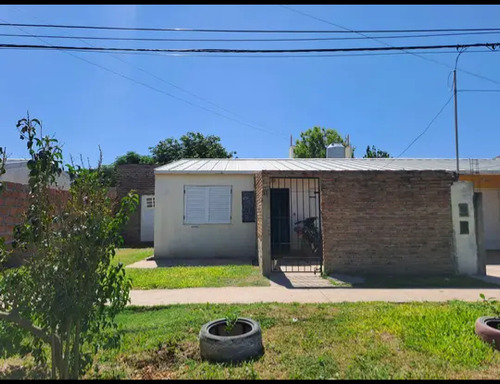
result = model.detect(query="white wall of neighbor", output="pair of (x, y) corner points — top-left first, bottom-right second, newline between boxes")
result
(154, 173), (256, 259)
(1, 160), (71, 190)
(479, 189), (500, 250)
(451, 181), (478, 275)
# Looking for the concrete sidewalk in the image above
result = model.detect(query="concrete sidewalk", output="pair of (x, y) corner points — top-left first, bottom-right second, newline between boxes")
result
(129, 285), (500, 306)
(129, 266), (500, 307)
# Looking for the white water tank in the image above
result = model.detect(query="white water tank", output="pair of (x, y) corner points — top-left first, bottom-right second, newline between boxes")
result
(326, 143), (345, 158)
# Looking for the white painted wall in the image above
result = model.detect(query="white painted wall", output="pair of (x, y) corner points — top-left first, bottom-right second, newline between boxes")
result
(479, 189), (500, 250)
(451, 181), (478, 275)
(140, 195), (155, 242)
(154, 173), (256, 259)
(1, 160), (71, 190)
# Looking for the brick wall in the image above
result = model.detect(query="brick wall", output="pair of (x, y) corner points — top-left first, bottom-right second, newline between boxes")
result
(257, 170), (456, 276)
(320, 170), (456, 275)
(0, 182), (30, 244)
(115, 164), (156, 246)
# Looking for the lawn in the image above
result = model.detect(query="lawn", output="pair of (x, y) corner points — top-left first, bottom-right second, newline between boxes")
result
(113, 248), (270, 289)
(112, 248), (154, 267)
(125, 265), (270, 289)
(2, 301), (498, 379)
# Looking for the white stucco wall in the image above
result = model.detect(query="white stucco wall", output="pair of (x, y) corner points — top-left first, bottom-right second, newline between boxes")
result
(451, 181), (478, 275)
(154, 173), (256, 259)
(1, 160), (71, 190)
(479, 189), (500, 250)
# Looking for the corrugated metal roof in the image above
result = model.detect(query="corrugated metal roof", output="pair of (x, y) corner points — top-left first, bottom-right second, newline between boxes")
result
(155, 158), (500, 175)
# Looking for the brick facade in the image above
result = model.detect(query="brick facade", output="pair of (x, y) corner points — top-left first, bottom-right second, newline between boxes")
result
(257, 170), (456, 276)
(115, 164), (156, 246)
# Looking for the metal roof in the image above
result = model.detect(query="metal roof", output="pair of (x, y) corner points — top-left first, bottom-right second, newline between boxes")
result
(155, 158), (500, 175)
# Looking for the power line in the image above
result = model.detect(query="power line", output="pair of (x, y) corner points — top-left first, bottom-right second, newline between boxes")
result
(380, 95), (454, 170)
(42, 48), (493, 59)
(2, 30), (500, 43)
(3, 21), (500, 34)
(459, 89), (500, 92)
(1, 41), (500, 54)
(281, 5), (500, 88)
(0, 19), (286, 138)
(14, 12), (277, 136)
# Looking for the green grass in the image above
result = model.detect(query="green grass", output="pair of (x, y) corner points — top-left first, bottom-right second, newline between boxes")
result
(112, 248), (269, 289)
(2, 301), (499, 379)
(325, 274), (500, 289)
(125, 265), (270, 289)
(112, 248), (154, 267)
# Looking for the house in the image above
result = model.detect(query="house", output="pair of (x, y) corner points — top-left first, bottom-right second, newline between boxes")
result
(154, 157), (500, 277)
(116, 164), (156, 246)
(1, 158), (71, 190)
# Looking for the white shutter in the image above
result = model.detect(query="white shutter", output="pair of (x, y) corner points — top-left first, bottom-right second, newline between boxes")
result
(185, 186), (208, 224)
(208, 186), (231, 223)
(184, 185), (232, 224)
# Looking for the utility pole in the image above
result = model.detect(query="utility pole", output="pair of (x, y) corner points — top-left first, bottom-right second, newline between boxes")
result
(453, 69), (459, 175)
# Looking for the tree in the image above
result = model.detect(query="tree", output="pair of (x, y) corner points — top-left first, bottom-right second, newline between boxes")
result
(150, 131), (236, 164)
(363, 145), (391, 158)
(0, 115), (138, 379)
(293, 126), (349, 158)
(114, 151), (154, 166)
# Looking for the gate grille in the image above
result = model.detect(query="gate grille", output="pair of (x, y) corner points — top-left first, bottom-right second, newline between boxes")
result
(270, 177), (322, 273)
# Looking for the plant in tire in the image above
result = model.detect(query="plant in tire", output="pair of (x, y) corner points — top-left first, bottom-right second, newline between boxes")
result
(0, 115), (138, 379)
(476, 293), (500, 349)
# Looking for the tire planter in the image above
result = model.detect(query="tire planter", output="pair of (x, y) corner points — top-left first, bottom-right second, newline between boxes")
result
(199, 318), (264, 363)
(475, 316), (500, 350)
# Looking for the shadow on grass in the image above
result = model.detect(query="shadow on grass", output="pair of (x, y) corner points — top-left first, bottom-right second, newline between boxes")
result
(328, 274), (500, 289)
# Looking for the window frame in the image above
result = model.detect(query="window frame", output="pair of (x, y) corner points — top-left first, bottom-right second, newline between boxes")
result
(183, 185), (232, 225)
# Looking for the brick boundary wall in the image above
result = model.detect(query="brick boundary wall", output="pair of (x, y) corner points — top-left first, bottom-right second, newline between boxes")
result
(0, 182), (30, 244)
(258, 170), (456, 276)
(115, 164), (156, 246)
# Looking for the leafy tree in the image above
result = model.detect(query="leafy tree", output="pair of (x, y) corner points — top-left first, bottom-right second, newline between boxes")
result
(363, 145), (391, 158)
(114, 151), (154, 166)
(0, 115), (138, 379)
(293, 126), (351, 158)
(150, 131), (236, 164)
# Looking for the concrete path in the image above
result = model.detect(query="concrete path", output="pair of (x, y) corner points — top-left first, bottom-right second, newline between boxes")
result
(129, 269), (500, 306)
(130, 286), (500, 306)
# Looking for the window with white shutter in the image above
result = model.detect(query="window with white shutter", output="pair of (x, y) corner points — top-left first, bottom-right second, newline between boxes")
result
(184, 186), (232, 224)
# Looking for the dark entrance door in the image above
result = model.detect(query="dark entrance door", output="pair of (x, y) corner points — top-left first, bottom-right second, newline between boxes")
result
(271, 188), (290, 255)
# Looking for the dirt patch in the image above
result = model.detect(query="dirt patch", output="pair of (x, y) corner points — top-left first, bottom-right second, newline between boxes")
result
(126, 340), (200, 380)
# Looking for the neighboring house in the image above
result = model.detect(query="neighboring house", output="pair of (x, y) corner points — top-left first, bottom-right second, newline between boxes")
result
(1, 158), (71, 190)
(0, 159), (71, 265)
(116, 164), (156, 246)
(154, 157), (500, 277)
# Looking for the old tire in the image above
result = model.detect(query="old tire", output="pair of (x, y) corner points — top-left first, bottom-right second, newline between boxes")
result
(199, 318), (264, 363)
(475, 316), (500, 350)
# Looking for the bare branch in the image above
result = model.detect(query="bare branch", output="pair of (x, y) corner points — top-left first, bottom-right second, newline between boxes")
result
(0, 310), (55, 345)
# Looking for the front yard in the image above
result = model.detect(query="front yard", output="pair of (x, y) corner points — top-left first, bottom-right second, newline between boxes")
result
(2, 301), (499, 379)
(113, 248), (270, 289)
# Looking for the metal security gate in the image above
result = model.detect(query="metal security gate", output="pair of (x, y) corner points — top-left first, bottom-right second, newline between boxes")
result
(270, 177), (322, 273)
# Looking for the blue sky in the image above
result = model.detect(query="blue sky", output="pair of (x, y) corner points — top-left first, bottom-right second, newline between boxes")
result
(1, 4), (500, 165)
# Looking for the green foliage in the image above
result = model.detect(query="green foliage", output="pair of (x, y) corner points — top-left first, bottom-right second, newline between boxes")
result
(0, 114), (139, 379)
(479, 293), (500, 317)
(114, 151), (154, 166)
(293, 126), (350, 158)
(224, 310), (239, 333)
(363, 145), (391, 158)
(150, 131), (236, 164)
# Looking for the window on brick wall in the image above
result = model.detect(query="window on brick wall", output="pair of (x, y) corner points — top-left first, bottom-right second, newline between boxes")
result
(184, 185), (232, 224)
